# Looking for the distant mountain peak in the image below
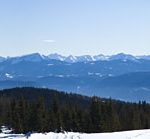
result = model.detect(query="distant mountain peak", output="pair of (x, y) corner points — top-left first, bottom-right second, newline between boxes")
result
(9, 53), (47, 64)
(110, 53), (137, 61)
(65, 55), (77, 63)
(48, 53), (66, 61)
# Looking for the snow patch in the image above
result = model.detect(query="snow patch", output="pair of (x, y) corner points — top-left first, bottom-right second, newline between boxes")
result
(5, 73), (13, 79)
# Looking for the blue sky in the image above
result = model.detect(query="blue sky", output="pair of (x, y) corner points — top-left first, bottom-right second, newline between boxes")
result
(0, 0), (150, 56)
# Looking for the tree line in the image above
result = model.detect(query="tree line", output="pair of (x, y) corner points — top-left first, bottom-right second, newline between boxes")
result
(0, 87), (150, 133)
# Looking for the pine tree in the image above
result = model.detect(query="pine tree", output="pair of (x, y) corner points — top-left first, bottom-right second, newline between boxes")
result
(90, 97), (102, 132)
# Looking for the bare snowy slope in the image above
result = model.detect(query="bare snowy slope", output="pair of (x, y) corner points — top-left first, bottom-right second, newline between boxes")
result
(0, 129), (150, 139)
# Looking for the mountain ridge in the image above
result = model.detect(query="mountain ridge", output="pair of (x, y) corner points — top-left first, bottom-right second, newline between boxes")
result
(0, 53), (150, 102)
(1, 53), (150, 63)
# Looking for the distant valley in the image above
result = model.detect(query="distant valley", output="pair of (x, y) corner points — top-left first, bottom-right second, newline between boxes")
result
(1, 53), (150, 102)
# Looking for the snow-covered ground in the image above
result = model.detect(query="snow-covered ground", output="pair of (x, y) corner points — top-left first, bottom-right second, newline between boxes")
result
(0, 129), (150, 139)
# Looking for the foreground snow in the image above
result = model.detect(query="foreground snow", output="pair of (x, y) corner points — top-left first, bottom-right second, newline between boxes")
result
(0, 129), (150, 139)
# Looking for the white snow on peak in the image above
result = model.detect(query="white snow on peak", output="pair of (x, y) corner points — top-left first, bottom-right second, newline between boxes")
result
(47, 54), (111, 63)
(93, 54), (110, 61)
(48, 53), (66, 61)
(76, 55), (94, 62)
(65, 55), (77, 63)
(47, 53), (139, 63)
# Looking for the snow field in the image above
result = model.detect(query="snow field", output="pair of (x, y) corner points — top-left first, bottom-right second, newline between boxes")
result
(0, 129), (150, 139)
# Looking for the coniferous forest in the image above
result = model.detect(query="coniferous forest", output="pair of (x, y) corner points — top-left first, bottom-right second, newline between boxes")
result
(0, 87), (150, 134)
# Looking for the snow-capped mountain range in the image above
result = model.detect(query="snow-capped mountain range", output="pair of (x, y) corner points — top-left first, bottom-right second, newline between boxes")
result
(48, 53), (150, 62)
(1, 53), (150, 102)
(0, 53), (150, 63)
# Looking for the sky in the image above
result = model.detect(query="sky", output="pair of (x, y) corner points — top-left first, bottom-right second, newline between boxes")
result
(0, 0), (150, 57)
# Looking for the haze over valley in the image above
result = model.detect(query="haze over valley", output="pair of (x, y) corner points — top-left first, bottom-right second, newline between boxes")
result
(1, 53), (150, 102)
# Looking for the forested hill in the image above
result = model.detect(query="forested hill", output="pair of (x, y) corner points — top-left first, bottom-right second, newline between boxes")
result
(0, 87), (150, 134)
(0, 87), (90, 109)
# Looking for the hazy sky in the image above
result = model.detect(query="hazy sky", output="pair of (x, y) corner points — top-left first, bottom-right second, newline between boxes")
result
(0, 0), (150, 56)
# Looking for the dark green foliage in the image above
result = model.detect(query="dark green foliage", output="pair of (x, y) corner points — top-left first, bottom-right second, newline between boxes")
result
(0, 87), (150, 133)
